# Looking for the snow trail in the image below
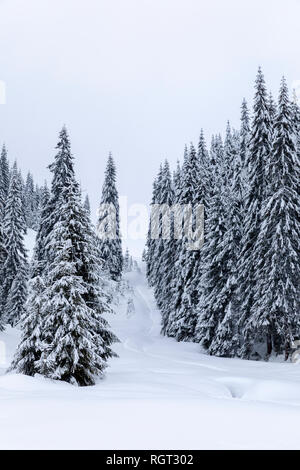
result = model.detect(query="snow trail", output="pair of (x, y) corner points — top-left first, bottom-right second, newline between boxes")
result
(1, 269), (300, 449)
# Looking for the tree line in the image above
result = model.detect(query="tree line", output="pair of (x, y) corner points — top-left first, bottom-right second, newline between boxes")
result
(0, 127), (123, 385)
(145, 69), (300, 360)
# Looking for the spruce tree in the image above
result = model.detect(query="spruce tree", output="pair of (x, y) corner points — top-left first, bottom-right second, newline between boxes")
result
(9, 276), (45, 375)
(97, 153), (123, 281)
(237, 67), (272, 358)
(194, 142), (227, 349)
(32, 127), (75, 276)
(37, 178), (117, 385)
(0, 144), (10, 218)
(2, 162), (28, 324)
(123, 247), (130, 272)
(240, 98), (251, 167)
(145, 165), (162, 287)
(243, 78), (300, 359)
(152, 160), (174, 334)
(84, 194), (91, 218)
(167, 144), (202, 341)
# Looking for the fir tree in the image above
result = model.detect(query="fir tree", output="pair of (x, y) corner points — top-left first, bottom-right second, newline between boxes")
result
(0, 144), (10, 218)
(240, 98), (251, 167)
(38, 178), (118, 385)
(145, 165), (162, 287)
(2, 162), (28, 324)
(243, 78), (300, 359)
(167, 144), (202, 341)
(33, 126), (75, 275)
(84, 194), (91, 218)
(237, 67), (273, 358)
(9, 276), (45, 375)
(97, 153), (123, 281)
(152, 160), (174, 334)
(123, 247), (130, 272)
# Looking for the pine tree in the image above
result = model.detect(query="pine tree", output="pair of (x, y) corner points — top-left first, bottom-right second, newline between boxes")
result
(123, 247), (130, 272)
(39, 181), (116, 386)
(24, 172), (35, 229)
(2, 162), (28, 324)
(38, 179), (118, 385)
(97, 153), (123, 281)
(145, 165), (162, 287)
(9, 276), (45, 375)
(6, 268), (28, 327)
(31, 183), (50, 278)
(194, 142), (227, 349)
(152, 160), (174, 334)
(0, 144), (10, 218)
(243, 78), (300, 359)
(240, 98), (251, 167)
(84, 194), (91, 218)
(167, 144), (202, 341)
(33, 126), (75, 275)
(237, 67), (272, 358)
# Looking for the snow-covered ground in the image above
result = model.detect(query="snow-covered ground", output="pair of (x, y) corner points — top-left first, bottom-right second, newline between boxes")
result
(1, 269), (300, 449)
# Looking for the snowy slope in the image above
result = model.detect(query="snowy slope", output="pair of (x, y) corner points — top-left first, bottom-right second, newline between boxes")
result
(1, 269), (300, 449)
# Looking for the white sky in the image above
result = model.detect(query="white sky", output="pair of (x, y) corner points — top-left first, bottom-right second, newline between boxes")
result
(0, 0), (299, 255)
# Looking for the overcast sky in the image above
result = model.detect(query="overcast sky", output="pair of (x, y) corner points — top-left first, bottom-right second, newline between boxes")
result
(0, 0), (299, 255)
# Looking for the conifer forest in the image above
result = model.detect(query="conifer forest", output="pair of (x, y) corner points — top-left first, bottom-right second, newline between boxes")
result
(0, 0), (299, 451)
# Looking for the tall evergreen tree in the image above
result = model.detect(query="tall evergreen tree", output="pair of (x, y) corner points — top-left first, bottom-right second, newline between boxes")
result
(240, 98), (251, 167)
(33, 126), (75, 275)
(37, 179), (117, 385)
(9, 276), (45, 375)
(0, 144), (10, 218)
(167, 143), (202, 341)
(145, 165), (162, 287)
(97, 153), (123, 281)
(243, 78), (300, 358)
(84, 194), (91, 218)
(2, 162), (28, 325)
(152, 160), (175, 334)
(237, 67), (272, 358)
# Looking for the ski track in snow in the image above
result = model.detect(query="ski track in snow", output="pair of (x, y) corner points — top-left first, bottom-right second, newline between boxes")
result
(1, 269), (300, 449)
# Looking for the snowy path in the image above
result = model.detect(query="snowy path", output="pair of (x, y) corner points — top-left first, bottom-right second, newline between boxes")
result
(1, 270), (300, 449)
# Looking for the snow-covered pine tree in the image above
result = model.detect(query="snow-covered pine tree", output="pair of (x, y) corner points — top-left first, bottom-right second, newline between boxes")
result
(145, 165), (162, 287)
(33, 126), (75, 276)
(18, 170), (27, 234)
(167, 143), (202, 341)
(0, 219), (6, 327)
(97, 153), (123, 281)
(6, 268), (28, 327)
(37, 177), (118, 385)
(291, 90), (300, 199)
(268, 92), (277, 124)
(243, 78), (300, 359)
(237, 67), (272, 358)
(208, 131), (243, 357)
(9, 276), (45, 375)
(240, 98), (251, 167)
(152, 160), (175, 334)
(123, 247), (130, 272)
(31, 183), (50, 278)
(24, 172), (35, 229)
(0, 144), (10, 218)
(2, 162), (28, 324)
(194, 132), (229, 349)
(84, 194), (91, 218)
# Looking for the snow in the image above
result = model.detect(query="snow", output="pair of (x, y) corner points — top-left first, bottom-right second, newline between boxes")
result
(24, 228), (37, 260)
(1, 269), (300, 449)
